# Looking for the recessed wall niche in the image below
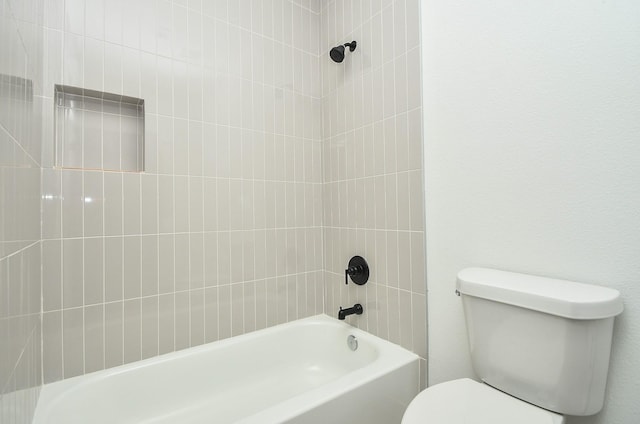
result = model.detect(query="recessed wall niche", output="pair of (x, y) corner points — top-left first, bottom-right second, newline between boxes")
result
(54, 85), (145, 172)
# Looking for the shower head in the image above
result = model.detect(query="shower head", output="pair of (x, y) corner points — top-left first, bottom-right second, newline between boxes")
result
(330, 41), (357, 63)
(330, 45), (346, 63)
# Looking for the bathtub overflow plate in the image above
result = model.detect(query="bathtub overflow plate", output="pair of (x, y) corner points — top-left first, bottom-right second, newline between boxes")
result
(347, 335), (358, 351)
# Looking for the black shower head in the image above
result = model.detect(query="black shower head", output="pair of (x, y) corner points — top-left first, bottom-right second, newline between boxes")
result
(329, 41), (357, 63)
(330, 45), (345, 63)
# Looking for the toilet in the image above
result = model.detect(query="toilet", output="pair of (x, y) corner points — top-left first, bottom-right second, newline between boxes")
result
(403, 267), (623, 424)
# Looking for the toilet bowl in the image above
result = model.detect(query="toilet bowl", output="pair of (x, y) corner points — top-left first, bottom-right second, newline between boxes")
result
(402, 379), (564, 424)
(402, 268), (623, 423)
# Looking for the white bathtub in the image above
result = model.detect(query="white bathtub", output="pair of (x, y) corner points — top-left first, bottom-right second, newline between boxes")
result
(33, 315), (420, 424)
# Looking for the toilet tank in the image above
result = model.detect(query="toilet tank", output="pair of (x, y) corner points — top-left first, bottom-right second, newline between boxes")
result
(457, 268), (623, 416)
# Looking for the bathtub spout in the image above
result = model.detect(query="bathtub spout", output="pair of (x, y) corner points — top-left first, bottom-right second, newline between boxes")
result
(338, 304), (364, 320)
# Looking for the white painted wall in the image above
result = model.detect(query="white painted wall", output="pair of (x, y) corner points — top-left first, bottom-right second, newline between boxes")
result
(421, 1), (640, 423)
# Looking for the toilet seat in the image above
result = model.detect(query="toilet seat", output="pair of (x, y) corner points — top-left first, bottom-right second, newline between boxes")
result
(402, 378), (565, 424)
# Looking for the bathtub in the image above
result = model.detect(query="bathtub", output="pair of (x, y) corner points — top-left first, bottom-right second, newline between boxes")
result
(33, 315), (420, 424)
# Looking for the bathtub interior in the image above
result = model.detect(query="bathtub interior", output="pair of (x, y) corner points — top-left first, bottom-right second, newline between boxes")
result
(34, 315), (418, 424)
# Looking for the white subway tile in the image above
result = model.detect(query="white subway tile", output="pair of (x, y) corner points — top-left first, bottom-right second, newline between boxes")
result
(190, 289), (205, 346)
(63, 307), (84, 378)
(140, 0), (157, 53)
(158, 175), (174, 233)
(158, 235), (175, 294)
(409, 170), (424, 231)
(156, 56), (173, 116)
(83, 39), (104, 92)
(174, 176), (189, 232)
(123, 299), (142, 364)
(123, 173), (141, 235)
(64, 0), (84, 35)
(155, 0), (172, 57)
(158, 294), (175, 354)
(103, 172), (123, 235)
(103, 44), (123, 95)
(188, 65), (203, 122)
(62, 170), (83, 238)
(42, 240), (62, 312)
(173, 61), (189, 120)
(174, 234), (190, 291)
(84, 304), (105, 373)
(104, 0), (123, 44)
(189, 177), (203, 231)
(141, 235), (159, 296)
(174, 291), (190, 349)
(173, 118), (189, 174)
(231, 283), (244, 336)
(141, 174), (158, 234)
(83, 237), (104, 305)
(122, 1), (141, 49)
(140, 53), (158, 115)
(122, 47), (141, 98)
(83, 171), (103, 236)
(104, 237), (123, 302)
(141, 296), (159, 359)
(190, 234), (204, 289)
(123, 236), (141, 299)
(43, 311), (63, 383)
(104, 301), (124, 368)
(172, 5), (189, 61)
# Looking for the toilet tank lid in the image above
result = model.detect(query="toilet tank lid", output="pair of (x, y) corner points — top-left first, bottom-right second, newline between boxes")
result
(456, 268), (623, 319)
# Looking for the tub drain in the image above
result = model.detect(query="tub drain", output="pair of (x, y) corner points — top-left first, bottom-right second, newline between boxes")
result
(347, 335), (358, 351)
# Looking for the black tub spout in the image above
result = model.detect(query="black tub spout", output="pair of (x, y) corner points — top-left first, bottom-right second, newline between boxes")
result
(338, 304), (364, 320)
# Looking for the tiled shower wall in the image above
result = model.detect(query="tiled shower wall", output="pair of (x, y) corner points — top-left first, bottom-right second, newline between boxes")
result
(4, 0), (428, 397)
(0, 0), (45, 421)
(320, 0), (427, 385)
(40, 0), (324, 383)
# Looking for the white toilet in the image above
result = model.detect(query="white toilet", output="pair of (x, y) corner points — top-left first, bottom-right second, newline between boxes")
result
(403, 267), (623, 424)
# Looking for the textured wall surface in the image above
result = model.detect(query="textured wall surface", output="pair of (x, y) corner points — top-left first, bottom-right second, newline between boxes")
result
(40, 0), (325, 383)
(320, 0), (427, 386)
(0, 0), (45, 421)
(422, 1), (640, 423)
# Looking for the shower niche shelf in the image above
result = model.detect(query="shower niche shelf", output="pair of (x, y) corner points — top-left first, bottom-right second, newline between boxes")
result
(54, 85), (145, 172)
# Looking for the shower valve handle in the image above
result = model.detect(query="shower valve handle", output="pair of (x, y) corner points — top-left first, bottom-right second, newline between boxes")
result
(345, 265), (364, 285)
(344, 256), (369, 286)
